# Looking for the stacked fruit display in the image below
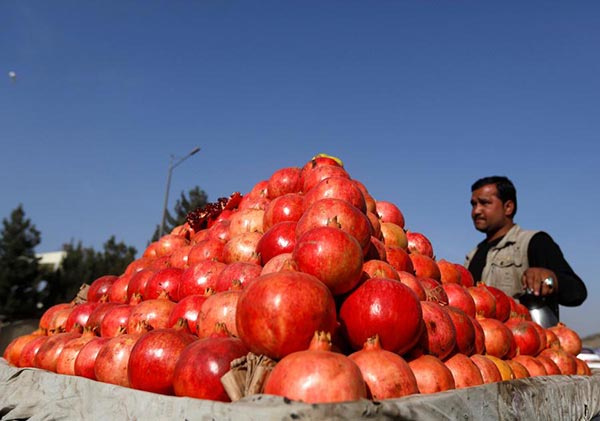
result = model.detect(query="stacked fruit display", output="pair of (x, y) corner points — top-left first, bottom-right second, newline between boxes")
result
(3, 153), (592, 404)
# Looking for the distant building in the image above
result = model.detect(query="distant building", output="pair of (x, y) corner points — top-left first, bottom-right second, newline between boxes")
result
(36, 251), (67, 271)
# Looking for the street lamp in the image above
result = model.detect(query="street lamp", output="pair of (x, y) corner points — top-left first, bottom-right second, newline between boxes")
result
(159, 146), (201, 238)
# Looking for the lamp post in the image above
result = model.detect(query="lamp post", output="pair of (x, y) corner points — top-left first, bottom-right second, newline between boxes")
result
(159, 146), (201, 238)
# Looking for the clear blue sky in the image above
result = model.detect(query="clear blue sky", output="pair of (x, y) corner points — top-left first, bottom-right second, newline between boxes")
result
(2, 2), (599, 337)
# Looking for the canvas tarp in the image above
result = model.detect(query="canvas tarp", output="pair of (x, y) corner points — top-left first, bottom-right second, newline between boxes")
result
(1, 359), (600, 420)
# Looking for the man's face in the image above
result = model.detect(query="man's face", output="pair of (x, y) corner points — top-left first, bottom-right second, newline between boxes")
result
(470, 184), (513, 235)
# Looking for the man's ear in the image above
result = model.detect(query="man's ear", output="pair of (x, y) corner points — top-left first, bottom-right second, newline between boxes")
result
(504, 200), (515, 217)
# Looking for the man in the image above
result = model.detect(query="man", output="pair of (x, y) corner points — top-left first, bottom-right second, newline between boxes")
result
(465, 176), (586, 325)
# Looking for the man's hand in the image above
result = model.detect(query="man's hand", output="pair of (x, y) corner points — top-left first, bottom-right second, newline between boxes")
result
(522, 267), (558, 296)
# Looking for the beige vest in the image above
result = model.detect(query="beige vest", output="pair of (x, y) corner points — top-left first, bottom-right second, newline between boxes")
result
(465, 224), (538, 298)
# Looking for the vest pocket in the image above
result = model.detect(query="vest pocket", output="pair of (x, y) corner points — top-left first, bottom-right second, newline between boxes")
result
(488, 251), (525, 298)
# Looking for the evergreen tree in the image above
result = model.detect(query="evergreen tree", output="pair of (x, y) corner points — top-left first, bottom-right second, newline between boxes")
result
(152, 186), (208, 241)
(41, 237), (136, 308)
(0, 205), (42, 319)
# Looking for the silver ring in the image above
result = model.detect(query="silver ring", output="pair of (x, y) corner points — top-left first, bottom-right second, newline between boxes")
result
(543, 277), (554, 288)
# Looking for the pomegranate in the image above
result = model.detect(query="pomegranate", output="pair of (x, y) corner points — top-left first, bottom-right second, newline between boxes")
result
(379, 222), (408, 249)
(419, 277), (448, 304)
(454, 263), (475, 288)
(228, 208), (265, 237)
(506, 359), (530, 379)
(266, 166), (302, 199)
(262, 193), (304, 229)
(292, 226), (364, 295)
(384, 245), (414, 274)
(260, 252), (298, 275)
(187, 238), (225, 263)
(173, 324), (249, 401)
(485, 285), (512, 322)
(483, 355), (515, 381)
(222, 231), (262, 265)
(407, 354), (455, 394)
(86, 302), (120, 335)
(296, 198), (372, 252)
(444, 353), (484, 388)
(18, 336), (49, 367)
(144, 267), (184, 302)
(548, 322), (582, 356)
(100, 304), (134, 337)
(405, 231), (433, 257)
(505, 319), (542, 356)
(87, 275), (118, 302)
(445, 305), (476, 356)
(167, 291), (214, 335)
(126, 269), (155, 301)
(409, 253), (441, 281)
(470, 315), (486, 355)
(264, 331), (367, 403)
(197, 287), (242, 338)
(575, 358), (592, 376)
(236, 271), (337, 360)
(178, 259), (227, 298)
(127, 295), (177, 334)
(34, 331), (81, 372)
(538, 348), (578, 375)
(304, 175), (366, 212)
(375, 200), (405, 228)
(64, 302), (100, 333)
(3, 330), (44, 366)
(470, 354), (503, 383)
(94, 333), (140, 387)
(437, 259), (461, 284)
(477, 317), (514, 359)
(214, 261), (262, 292)
(468, 283), (496, 319)
(442, 283), (476, 317)
(348, 335), (419, 399)
(361, 259), (400, 282)
(55, 328), (97, 375)
(128, 328), (197, 395)
(537, 354), (562, 375)
(107, 273), (131, 303)
(407, 301), (456, 361)
(39, 302), (74, 334)
(512, 355), (548, 377)
(397, 271), (427, 301)
(73, 336), (111, 380)
(545, 328), (561, 350)
(256, 221), (297, 265)
(339, 277), (423, 354)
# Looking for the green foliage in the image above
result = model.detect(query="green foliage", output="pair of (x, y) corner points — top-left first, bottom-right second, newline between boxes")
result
(0, 205), (42, 319)
(152, 186), (208, 242)
(41, 236), (136, 307)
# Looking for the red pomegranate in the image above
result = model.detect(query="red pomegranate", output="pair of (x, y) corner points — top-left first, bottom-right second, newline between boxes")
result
(126, 269), (155, 301)
(214, 261), (262, 292)
(407, 354), (456, 394)
(222, 231), (262, 265)
(235, 271), (337, 360)
(361, 259), (400, 282)
(536, 354), (562, 375)
(266, 166), (302, 199)
(512, 355), (548, 377)
(485, 285), (512, 322)
(73, 336), (111, 380)
(178, 259), (227, 298)
(505, 319), (542, 356)
(3, 330), (45, 366)
(87, 275), (118, 302)
(303, 176), (366, 213)
(256, 221), (297, 265)
(469, 315), (486, 355)
(506, 359), (530, 379)
(17, 336), (49, 367)
(100, 304), (134, 337)
(34, 331), (81, 372)
(397, 271), (427, 301)
(445, 305), (476, 356)
(538, 348), (578, 375)
(94, 333), (140, 387)
(444, 352), (484, 388)
(547, 322), (582, 356)
(419, 277), (449, 304)
(260, 252), (298, 275)
(348, 335), (419, 399)
(405, 231), (433, 257)
(39, 302), (74, 334)
(128, 328), (197, 395)
(144, 267), (184, 302)
(437, 259), (461, 284)
(262, 193), (304, 230)
(477, 317), (514, 359)
(379, 222), (407, 249)
(292, 226), (364, 295)
(454, 264), (475, 288)
(384, 245), (414, 274)
(127, 295), (177, 335)
(107, 274), (131, 304)
(407, 301), (456, 361)
(197, 287), (242, 338)
(264, 331), (367, 403)
(375, 200), (405, 228)
(55, 328), (97, 375)
(470, 354), (503, 383)
(442, 283), (476, 318)
(468, 283), (497, 319)
(173, 328), (249, 401)
(339, 277), (423, 355)
(167, 291), (214, 335)
(410, 253), (441, 281)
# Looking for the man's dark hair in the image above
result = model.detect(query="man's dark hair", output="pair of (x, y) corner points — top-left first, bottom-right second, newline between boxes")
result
(471, 176), (517, 217)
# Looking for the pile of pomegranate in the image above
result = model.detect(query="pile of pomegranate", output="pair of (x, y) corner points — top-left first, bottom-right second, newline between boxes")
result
(3, 153), (592, 404)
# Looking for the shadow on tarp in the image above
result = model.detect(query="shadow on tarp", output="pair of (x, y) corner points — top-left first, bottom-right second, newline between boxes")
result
(1, 359), (600, 420)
